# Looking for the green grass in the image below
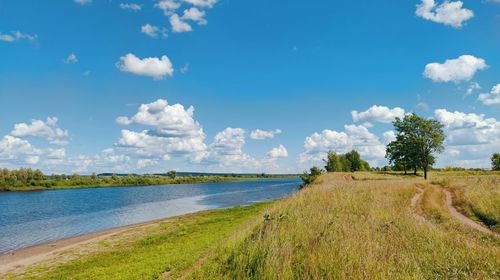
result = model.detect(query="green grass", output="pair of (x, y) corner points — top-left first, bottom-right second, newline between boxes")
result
(7, 202), (273, 280)
(188, 174), (499, 279)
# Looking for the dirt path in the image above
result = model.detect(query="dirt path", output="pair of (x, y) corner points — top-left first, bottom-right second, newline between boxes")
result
(410, 186), (426, 223)
(444, 190), (499, 238)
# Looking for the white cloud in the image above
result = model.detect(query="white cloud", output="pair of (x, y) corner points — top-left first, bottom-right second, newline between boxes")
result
(383, 130), (396, 144)
(74, 0), (92, 5)
(182, 8), (207, 25)
(170, 14), (193, 32)
(434, 109), (499, 146)
(183, 0), (217, 8)
(416, 0), (473, 28)
(423, 55), (487, 83)
(120, 3), (142, 11)
(478, 84), (500, 106)
(117, 53), (174, 80)
(351, 105), (405, 123)
(300, 125), (386, 165)
(267, 145), (288, 159)
(0, 31), (37, 43)
(116, 99), (207, 162)
(10, 117), (70, 145)
(47, 148), (66, 159)
(203, 128), (261, 169)
(64, 53), (78, 64)
(141, 24), (167, 38)
(434, 109), (500, 169)
(250, 129), (282, 140)
(0, 135), (42, 166)
(466, 82), (481, 96)
(155, 0), (181, 15)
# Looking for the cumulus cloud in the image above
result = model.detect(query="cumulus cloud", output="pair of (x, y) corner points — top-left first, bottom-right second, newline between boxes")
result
(10, 117), (70, 145)
(351, 105), (405, 123)
(416, 0), (473, 28)
(423, 55), (487, 83)
(434, 109), (500, 168)
(170, 14), (193, 32)
(250, 129), (282, 140)
(155, 0), (181, 15)
(120, 3), (142, 11)
(383, 131), (396, 144)
(74, 0), (92, 5)
(0, 31), (37, 43)
(117, 53), (174, 80)
(416, 102), (430, 112)
(0, 135), (42, 166)
(141, 24), (167, 38)
(267, 145), (288, 159)
(300, 125), (386, 165)
(466, 82), (481, 96)
(182, 8), (207, 25)
(116, 99), (207, 162)
(64, 53), (78, 64)
(478, 84), (500, 106)
(183, 0), (217, 8)
(203, 128), (261, 169)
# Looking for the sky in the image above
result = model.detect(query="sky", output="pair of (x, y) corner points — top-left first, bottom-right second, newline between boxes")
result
(0, 0), (499, 174)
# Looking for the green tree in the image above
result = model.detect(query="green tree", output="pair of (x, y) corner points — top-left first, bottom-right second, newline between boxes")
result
(324, 151), (341, 172)
(389, 113), (445, 180)
(345, 150), (362, 172)
(492, 153), (500, 171)
(300, 166), (324, 187)
(167, 170), (177, 179)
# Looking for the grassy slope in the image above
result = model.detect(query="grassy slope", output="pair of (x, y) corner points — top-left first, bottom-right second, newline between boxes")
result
(189, 173), (499, 279)
(7, 202), (273, 280)
(432, 173), (500, 233)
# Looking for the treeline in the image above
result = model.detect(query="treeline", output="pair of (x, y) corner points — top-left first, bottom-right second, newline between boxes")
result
(0, 168), (266, 191)
(324, 150), (370, 172)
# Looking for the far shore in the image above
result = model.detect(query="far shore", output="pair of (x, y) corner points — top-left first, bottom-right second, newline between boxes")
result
(0, 176), (298, 193)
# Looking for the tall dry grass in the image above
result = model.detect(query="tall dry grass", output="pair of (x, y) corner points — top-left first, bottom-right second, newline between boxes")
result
(189, 173), (499, 279)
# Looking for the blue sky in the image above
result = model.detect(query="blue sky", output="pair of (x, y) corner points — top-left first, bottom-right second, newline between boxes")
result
(0, 0), (499, 174)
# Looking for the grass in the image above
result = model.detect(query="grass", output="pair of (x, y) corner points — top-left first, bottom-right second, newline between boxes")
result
(432, 174), (500, 233)
(6, 202), (273, 280)
(187, 173), (499, 279)
(5, 172), (499, 279)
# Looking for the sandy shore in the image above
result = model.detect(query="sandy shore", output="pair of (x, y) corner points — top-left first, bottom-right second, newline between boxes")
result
(0, 215), (176, 275)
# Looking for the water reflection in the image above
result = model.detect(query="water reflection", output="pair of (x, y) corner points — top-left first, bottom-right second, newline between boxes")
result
(0, 179), (299, 253)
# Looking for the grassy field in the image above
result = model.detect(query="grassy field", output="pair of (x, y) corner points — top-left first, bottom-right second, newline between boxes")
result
(431, 172), (500, 233)
(189, 173), (499, 279)
(4, 172), (499, 279)
(4, 202), (273, 280)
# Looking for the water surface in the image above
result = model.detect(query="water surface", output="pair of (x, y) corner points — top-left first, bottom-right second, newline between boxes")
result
(0, 178), (300, 253)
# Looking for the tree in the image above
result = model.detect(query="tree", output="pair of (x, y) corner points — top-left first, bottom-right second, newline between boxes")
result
(167, 170), (177, 179)
(324, 151), (341, 172)
(388, 113), (445, 180)
(300, 166), (324, 187)
(345, 150), (362, 172)
(492, 153), (500, 171)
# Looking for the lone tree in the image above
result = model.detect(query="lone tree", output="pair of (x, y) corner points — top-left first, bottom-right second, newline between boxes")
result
(386, 113), (445, 180)
(492, 153), (500, 171)
(167, 170), (177, 179)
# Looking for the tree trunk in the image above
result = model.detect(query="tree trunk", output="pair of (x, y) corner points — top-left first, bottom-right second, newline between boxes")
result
(404, 166), (407, 175)
(413, 167), (417, 176)
(424, 167), (428, 180)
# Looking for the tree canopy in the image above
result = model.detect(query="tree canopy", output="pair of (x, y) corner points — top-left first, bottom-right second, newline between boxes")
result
(492, 153), (500, 171)
(386, 113), (445, 180)
(324, 150), (370, 173)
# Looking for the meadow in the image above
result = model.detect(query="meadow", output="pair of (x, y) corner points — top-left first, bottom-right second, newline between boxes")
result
(3, 171), (499, 280)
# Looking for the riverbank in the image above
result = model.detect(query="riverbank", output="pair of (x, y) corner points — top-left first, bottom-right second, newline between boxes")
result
(0, 176), (290, 192)
(0, 201), (275, 279)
